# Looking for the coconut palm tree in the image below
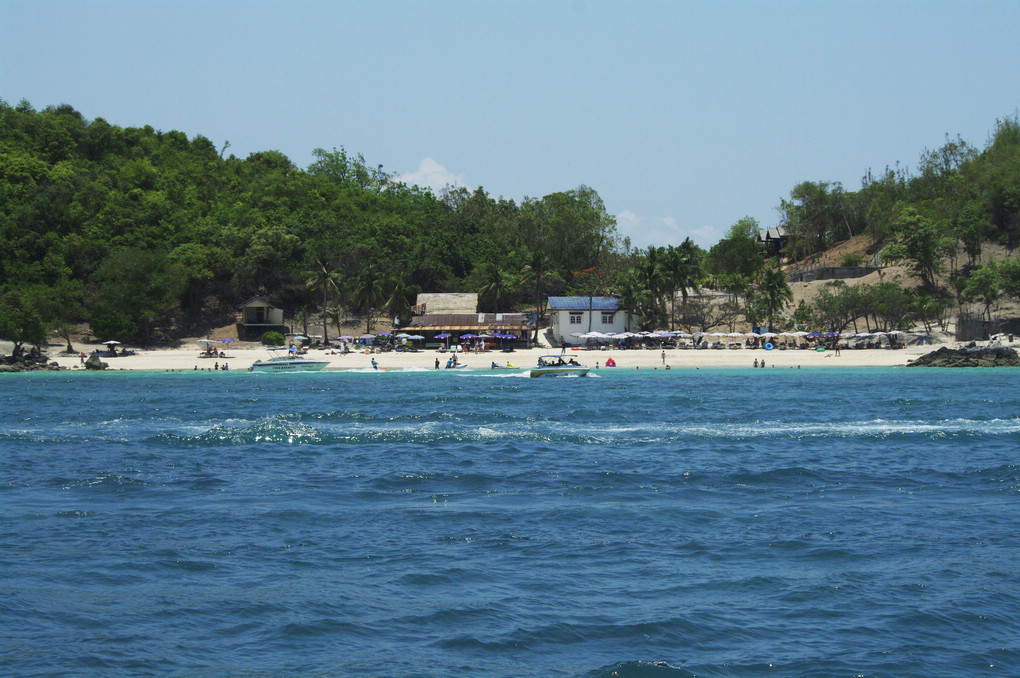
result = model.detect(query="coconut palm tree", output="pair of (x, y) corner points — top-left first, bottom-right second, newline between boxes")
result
(306, 257), (342, 344)
(756, 266), (793, 331)
(383, 273), (420, 327)
(477, 261), (512, 312)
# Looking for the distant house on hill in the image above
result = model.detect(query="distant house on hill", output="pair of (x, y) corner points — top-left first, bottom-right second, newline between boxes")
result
(758, 226), (787, 258)
(548, 296), (634, 345)
(236, 296), (288, 340)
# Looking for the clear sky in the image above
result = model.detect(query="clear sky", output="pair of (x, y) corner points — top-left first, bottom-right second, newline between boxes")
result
(2, 0), (1018, 249)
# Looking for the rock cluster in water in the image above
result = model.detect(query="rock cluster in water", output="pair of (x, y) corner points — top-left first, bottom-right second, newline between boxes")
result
(908, 342), (1020, 367)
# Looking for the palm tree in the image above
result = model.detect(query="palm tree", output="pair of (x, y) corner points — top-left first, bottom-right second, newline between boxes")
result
(383, 273), (420, 327)
(477, 261), (511, 312)
(350, 270), (384, 333)
(306, 257), (342, 344)
(662, 239), (702, 330)
(325, 307), (346, 341)
(757, 266), (793, 331)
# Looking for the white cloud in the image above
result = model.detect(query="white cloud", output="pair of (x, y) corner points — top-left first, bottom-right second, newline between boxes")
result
(399, 157), (465, 194)
(616, 211), (720, 250)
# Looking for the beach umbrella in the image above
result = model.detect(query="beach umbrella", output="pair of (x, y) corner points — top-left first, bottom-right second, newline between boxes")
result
(377, 332), (392, 337)
(359, 334), (375, 340)
(220, 338), (236, 343)
(338, 335), (355, 341)
(460, 333), (478, 339)
(395, 333), (411, 338)
(407, 334), (425, 340)
(103, 340), (122, 345)
(291, 335), (308, 342)
(806, 332), (822, 338)
(435, 333), (451, 339)
(196, 339), (215, 344)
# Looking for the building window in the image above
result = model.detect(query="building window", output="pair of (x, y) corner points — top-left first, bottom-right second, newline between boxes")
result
(569, 313), (582, 324)
(601, 312), (615, 324)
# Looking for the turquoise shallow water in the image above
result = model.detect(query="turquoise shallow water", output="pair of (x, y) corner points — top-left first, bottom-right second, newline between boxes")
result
(2, 368), (1019, 677)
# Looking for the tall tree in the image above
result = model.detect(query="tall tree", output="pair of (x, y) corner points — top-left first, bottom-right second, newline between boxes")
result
(880, 207), (955, 289)
(306, 256), (341, 344)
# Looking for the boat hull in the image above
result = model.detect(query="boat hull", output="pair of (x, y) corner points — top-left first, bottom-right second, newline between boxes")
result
(529, 366), (590, 378)
(249, 359), (328, 372)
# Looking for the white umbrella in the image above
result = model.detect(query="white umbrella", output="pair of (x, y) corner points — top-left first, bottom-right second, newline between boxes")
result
(103, 340), (122, 345)
(291, 335), (308, 342)
(196, 339), (215, 344)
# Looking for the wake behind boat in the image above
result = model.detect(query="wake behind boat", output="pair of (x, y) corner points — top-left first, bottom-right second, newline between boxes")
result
(249, 348), (329, 372)
(530, 354), (590, 378)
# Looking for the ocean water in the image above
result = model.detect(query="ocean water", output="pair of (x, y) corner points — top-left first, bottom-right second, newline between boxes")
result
(2, 367), (1018, 677)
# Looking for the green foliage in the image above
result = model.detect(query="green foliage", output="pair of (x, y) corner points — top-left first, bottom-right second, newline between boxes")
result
(3, 98), (1017, 342)
(261, 331), (285, 346)
(705, 217), (764, 277)
(840, 253), (865, 267)
(0, 289), (48, 355)
(880, 207), (955, 289)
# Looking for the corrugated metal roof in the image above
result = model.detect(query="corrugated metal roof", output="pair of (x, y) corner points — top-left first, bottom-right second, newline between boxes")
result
(547, 296), (620, 311)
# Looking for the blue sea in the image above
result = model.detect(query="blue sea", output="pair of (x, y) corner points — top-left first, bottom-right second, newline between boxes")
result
(2, 367), (1019, 677)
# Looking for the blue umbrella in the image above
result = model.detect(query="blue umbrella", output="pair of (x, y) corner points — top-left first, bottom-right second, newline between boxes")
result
(436, 333), (451, 339)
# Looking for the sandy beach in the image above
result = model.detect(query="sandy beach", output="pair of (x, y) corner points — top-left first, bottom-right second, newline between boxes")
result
(20, 338), (953, 372)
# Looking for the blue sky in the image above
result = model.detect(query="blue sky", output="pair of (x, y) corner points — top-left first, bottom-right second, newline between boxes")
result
(2, 0), (1018, 249)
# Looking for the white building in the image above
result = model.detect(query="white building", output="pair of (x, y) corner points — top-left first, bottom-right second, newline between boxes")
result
(548, 296), (635, 345)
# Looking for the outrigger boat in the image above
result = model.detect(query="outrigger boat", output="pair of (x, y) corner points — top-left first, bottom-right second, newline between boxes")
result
(249, 348), (329, 372)
(530, 354), (590, 378)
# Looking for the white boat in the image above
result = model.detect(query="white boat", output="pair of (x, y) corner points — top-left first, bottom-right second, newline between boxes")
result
(530, 354), (590, 378)
(248, 348), (329, 372)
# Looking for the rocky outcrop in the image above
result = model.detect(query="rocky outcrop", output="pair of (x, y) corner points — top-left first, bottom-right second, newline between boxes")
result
(0, 353), (66, 372)
(908, 342), (1020, 367)
(84, 353), (109, 370)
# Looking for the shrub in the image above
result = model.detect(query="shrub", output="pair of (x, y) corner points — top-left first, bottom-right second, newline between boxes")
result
(840, 253), (865, 267)
(261, 330), (285, 346)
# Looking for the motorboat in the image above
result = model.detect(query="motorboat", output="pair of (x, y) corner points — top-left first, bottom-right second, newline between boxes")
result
(248, 348), (329, 372)
(530, 354), (590, 378)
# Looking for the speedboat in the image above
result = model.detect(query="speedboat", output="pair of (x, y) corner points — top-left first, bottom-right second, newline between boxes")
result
(249, 348), (329, 372)
(530, 354), (590, 378)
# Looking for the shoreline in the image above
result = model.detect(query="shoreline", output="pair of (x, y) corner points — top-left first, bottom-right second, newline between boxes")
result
(9, 340), (955, 373)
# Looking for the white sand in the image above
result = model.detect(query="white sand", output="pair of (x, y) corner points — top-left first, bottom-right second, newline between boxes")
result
(33, 340), (944, 372)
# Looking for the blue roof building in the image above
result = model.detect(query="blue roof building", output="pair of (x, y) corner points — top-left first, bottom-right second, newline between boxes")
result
(547, 296), (636, 345)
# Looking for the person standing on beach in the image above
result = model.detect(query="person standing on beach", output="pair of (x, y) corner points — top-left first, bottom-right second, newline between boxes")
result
(661, 350), (665, 365)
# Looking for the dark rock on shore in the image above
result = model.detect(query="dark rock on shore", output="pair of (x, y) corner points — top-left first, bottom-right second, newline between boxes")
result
(0, 353), (66, 372)
(908, 342), (1020, 367)
(84, 353), (109, 370)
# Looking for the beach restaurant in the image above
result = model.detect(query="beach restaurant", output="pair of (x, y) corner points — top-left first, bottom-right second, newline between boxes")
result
(403, 313), (533, 349)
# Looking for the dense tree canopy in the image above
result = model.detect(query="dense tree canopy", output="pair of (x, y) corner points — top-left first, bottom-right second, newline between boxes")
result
(1, 99), (1018, 348)
(0, 100), (622, 343)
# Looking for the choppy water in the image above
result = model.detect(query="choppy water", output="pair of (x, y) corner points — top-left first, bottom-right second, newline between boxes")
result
(2, 367), (1019, 677)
